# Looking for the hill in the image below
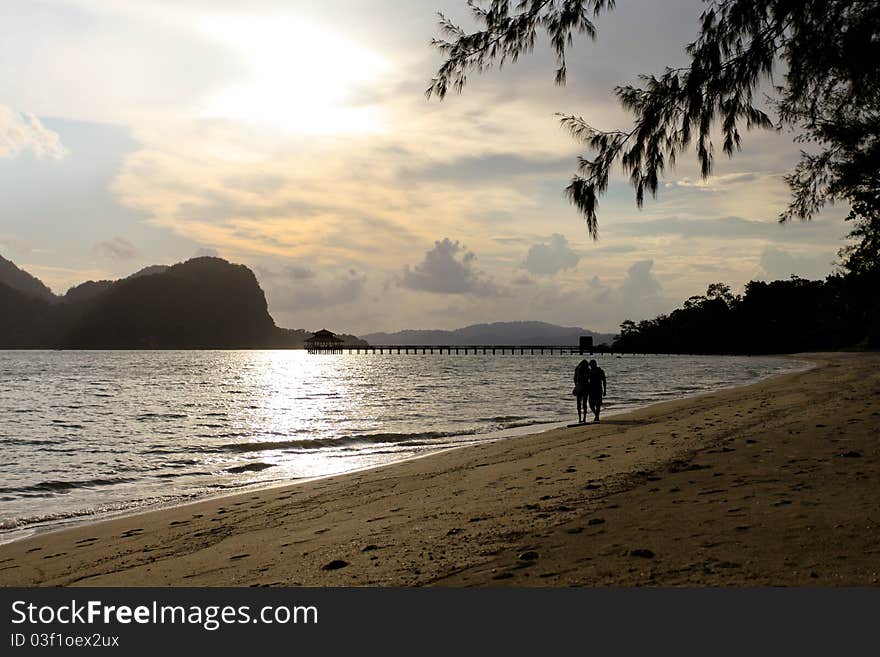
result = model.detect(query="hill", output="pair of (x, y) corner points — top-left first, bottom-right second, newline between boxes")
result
(364, 321), (614, 346)
(63, 257), (278, 348)
(0, 255), (366, 349)
(0, 254), (55, 301)
(0, 282), (63, 347)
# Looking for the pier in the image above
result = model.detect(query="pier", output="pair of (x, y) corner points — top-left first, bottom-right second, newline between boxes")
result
(306, 344), (596, 355)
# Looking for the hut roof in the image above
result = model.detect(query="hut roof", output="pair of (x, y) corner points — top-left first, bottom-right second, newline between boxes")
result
(305, 329), (343, 344)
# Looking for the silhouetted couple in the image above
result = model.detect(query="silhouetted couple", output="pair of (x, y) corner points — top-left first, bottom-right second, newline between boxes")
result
(574, 359), (606, 423)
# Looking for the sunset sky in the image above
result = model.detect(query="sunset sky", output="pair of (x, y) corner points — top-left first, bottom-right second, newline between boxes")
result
(0, 0), (850, 334)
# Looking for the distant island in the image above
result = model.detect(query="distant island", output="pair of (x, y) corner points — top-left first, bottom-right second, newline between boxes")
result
(364, 322), (615, 347)
(0, 254), (366, 349)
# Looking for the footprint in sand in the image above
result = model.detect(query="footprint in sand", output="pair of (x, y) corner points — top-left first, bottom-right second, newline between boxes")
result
(229, 554), (250, 561)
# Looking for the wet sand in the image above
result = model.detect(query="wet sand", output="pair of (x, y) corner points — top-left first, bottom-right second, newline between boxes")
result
(1, 352), (878, 586)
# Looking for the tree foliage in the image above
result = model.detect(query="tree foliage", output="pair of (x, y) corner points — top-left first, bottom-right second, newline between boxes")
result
(610, 275), (879, 354)
(428, 0), (880, 240)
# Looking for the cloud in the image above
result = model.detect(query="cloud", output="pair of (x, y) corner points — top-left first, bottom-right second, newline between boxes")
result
(255, 262), (316, 282)
(511, 273), (536, 286)
(756, 246), (835, 281)
(281, 264), (315, 280)
(619, 259), (663, 300)
(472, 258), (673, 333)
(399, 238), (502, 297)
(568, 259), (669, 327)
(666, 171), (762, 190)
(261, 267), (366, 312)
(608, 215), (844, 243)
(0, 105), (66, 160)
(0, 235), (34, 255)
(396, 152), (572, 186)
(93, 236), (138, 260)
(193, 246), (219, 258)
(524, 233), (580, 275)
(592, 244), (638, 254)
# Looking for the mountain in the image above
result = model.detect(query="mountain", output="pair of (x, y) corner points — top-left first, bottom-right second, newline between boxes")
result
(0, 282), (62, 347)
(62, 280), (115, 304)
(363, 321), (615, 346)
(0, 255), (366, 349)
(0, 254), (55, 301)
(63, 257), (278, 348)
(127, 265), (169, 279)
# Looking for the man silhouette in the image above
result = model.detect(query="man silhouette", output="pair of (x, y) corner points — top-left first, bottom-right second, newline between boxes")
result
(587, 359), (607, 422)
(574, 358), (590, 423)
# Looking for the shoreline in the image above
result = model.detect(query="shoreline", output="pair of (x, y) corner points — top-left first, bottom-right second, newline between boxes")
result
(0, 355), (809, 546)
(2, 352), (876, 586)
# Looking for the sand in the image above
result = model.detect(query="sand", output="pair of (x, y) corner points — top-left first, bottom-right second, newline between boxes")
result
(1, 352), (878, 587)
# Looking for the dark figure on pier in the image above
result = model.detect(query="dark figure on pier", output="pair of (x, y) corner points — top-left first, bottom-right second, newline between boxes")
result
(588, 360), (607, 422)
(573, 358), (590, 423)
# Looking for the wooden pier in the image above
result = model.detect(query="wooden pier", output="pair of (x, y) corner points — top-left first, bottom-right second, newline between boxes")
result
(306, 344), (596, 355)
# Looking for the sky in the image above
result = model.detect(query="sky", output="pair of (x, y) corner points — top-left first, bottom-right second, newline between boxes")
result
(0, 0), (851, 335)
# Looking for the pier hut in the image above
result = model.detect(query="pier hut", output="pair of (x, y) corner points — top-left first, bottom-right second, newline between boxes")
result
(579, 336), (594, 354)
(305, 329), (344, 353)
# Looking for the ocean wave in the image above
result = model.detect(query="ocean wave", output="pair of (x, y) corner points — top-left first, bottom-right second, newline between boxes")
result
(136, 412), (189, 421)
(155, 470), (214, 479)
(211, 430), (480, 454)
(0, 476), (135, 496)
(225, 462), (275, 474)
(0, 438), (63, 446)
(0, 491), (204, 532)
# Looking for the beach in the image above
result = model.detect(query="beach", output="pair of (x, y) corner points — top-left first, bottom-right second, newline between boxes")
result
(1, 352), (878, 587)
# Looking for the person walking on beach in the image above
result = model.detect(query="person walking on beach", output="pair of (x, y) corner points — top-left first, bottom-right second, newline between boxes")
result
(587, 359), (607, 422)
(574, 358), (590, 423)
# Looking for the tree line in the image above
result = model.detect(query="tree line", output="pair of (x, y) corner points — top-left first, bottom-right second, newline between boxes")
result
(610, 251), (878, 354)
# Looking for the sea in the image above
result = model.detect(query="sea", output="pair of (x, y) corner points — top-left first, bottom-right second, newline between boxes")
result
(0, 350), (809, 541)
